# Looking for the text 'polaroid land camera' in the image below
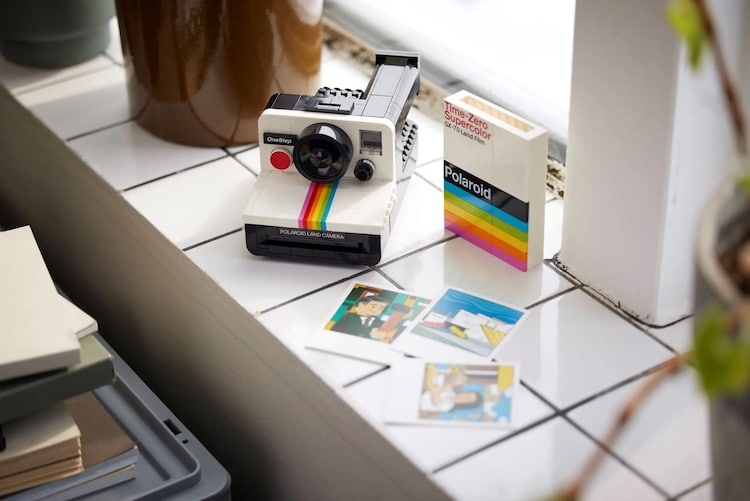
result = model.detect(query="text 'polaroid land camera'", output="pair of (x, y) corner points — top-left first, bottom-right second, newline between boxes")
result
(242, 51), (420, 265)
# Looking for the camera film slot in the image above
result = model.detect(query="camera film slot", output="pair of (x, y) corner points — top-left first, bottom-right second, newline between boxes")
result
(245, 225), (382, 265)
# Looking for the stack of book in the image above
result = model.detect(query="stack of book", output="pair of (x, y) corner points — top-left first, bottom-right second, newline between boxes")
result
(0, 226), (138, 499)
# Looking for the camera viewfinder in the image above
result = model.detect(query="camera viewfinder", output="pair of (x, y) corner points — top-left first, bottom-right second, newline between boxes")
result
(359, 130), (383, 156)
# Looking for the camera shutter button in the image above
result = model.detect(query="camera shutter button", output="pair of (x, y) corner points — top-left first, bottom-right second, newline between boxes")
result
(353, 159), (375, 181)
(270, 149), (292, 170)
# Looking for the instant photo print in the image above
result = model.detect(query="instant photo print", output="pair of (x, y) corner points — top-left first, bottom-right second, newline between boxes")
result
(384, 359), (520, 428)
(391, 287), (528, 360)
(305, 282), (431, 364)
(243, 51), (421, 265)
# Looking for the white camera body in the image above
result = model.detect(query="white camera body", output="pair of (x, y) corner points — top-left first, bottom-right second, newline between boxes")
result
(242, 51), (420, 265)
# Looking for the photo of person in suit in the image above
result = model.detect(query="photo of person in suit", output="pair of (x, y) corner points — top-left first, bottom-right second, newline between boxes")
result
(329, 295), (389, 339)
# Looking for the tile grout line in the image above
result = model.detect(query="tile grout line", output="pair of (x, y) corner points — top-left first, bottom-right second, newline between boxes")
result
(523, 284), (580, 310)
(544, 253), (584, 286)
(670, 478), (713, 500)
(409, 377), (564, 477)
(376, 234), (459, 269)
(505, 355), (700, 496)
(66, 117), (135, 142)
(578, 282), (693, 330)
(10, 60), (121, 97)
(256, 268), (375, 316)
(371, 268), (405, 291)
(575, 286), (688, 356)
(182, 228), (243, 253)
(101, 52), (124, 68)
(548, 252), (694, 330)
(581, 285), (685, 355)
(518, 379), (560, 410)
(545, 254), (692, 355)
(429, 411), (560, 474)
(223, 146), (260, 177)
(560, 413), (672, 498)
(223, 144), (258, 158)
(558, 354), (697, 417)
(341, 365), (390, 389)
(413, 168), (442, 192)
(120, 153), (230, 192)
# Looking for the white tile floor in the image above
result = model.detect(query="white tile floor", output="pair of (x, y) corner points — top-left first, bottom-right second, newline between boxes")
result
(0, 20), (711, 501)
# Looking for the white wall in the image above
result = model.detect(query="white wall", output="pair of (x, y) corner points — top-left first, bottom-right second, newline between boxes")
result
(560, 0), (748, 324)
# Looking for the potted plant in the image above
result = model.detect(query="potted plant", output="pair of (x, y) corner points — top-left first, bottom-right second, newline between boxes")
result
(676, 0), (749, 497)
(696, 164), (750, 499)
(554, 0), (750, 498)
(0, 0), (115, 68)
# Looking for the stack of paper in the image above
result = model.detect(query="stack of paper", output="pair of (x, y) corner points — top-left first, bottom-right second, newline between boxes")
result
(0, 334), (116, 424)
(61, 295), (98, 340)
(7, 393), (138, 501)
(0, 226), (112, 424)
(0, 404), (82, 497)
(0, 226), (132, 498)
(0, 226), (82, 381)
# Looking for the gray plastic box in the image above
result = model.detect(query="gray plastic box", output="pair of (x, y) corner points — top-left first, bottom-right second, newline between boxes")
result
(80, 334), (231, 500)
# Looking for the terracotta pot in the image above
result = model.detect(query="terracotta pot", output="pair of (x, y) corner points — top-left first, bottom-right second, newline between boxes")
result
(694, 179), (750, 499)
(115, 0), (323, 147)
(0, 0), (115, 68)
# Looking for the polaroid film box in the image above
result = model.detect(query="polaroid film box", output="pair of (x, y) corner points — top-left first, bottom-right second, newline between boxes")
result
(443, 90), (548, 271)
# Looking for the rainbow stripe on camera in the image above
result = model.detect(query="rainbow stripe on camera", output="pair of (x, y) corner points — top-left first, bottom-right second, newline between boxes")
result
(298, 181), (339, 231)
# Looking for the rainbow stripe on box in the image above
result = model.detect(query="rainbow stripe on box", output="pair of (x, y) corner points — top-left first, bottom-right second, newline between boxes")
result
(298, 181), (338, 231)
(444, 161), (530, 271)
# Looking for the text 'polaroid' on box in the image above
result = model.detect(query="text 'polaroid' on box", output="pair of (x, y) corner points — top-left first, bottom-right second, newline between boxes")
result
(443, 90), (548, 272)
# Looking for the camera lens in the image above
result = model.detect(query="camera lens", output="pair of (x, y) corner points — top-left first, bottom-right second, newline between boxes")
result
(293, 123), (352, 183)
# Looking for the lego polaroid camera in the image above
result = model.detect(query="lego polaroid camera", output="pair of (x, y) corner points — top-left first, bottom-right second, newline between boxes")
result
(242, 50), (420, 265)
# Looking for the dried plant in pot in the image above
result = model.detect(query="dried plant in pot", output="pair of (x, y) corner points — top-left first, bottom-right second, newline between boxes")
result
(678, 0), (750, 497)
(0, 0), (115, 68)
(551, 1), (750, 499)
(695, 172), (750, 498)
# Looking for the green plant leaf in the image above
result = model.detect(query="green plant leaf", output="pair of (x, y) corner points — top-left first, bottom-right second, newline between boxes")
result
(666, 0), (707, 68)
(740, 171), (750, 197)
(694, 304), (750, 397)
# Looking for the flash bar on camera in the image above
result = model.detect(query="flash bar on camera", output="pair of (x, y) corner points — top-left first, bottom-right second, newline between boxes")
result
(264, 50), (420, 133)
